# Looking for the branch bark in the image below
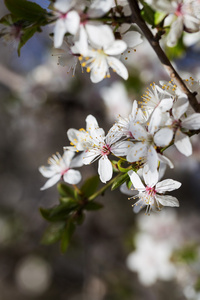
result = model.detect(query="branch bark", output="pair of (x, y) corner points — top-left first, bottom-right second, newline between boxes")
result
(128, 0), (200, 112)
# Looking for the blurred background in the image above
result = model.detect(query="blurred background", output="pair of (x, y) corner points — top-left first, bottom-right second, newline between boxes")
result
(0, 0), (200, 299)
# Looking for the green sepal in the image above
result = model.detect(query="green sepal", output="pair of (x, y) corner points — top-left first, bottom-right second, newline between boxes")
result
(60, 219), (76, 253)
(40, 202), (78, 222)
(111, 172), (129, 191)
(140, 1), (155, 26)
(4, 0), (47, 22)
(57, 183), (75, 198)
(41, 222), (65, 245)
(84, 201), (104, 211)
(80, 175), (100, 198)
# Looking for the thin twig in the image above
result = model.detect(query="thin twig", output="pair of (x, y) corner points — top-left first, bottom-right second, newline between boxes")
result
(128, 0), (200, 112)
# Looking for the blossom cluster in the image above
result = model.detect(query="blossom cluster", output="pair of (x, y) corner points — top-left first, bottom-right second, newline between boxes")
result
(51, 0), (142, 82)
(39, 78), (200, 215)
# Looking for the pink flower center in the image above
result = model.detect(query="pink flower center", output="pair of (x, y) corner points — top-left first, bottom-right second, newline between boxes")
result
(101, 144), (111, 156)
(145, 186), (156, 196)
(175, 3), (183, 16)
(60, 12), (68, 19)
(61, 168), (69, 176)
(80, 13), (88, 25)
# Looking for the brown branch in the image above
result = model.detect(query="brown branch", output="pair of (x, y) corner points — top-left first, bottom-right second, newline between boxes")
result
(128, 0), (200, 113)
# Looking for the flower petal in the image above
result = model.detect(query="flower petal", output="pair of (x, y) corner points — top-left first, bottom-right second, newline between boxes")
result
(98, 156), (113, 183)
(182, 113), (200, 130)
(88, 0), (113, 18)
(65, 11), (80, 35)
(86, 24), (114, 48)
(172, 95), (188, 120)
(107, 56), (128, 80)
(156, 179), (181, 193)
(128, 170), (145, 191)
(63, 169), (82, 184)
(39, 166), (56, 178)
(105, 40), (127, 55)
(126, 143), (147, 162)
(40, 174), (61, 190)
(154, 128), (173, 147)
(155, 195), (179, 207)
(174, 129), (192, 156)
(122, 31), (143, 48)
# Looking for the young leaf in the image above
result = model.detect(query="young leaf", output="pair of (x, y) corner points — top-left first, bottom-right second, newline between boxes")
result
(60, 219), (76, 253)
(140, 1), (156, 26)
(40, 202), (78, 222)
(4, 0), (47, 22)
(41, 222), (65, 245)
(111, 172), (129, 191)
(80, 175), (100, 198)
(57, 183), (75, 198)
(84, 201), (104, 211)
(154, 11), (167, 25)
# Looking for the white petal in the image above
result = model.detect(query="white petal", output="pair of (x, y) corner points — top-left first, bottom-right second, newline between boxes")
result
(98, 156), (113, 183)
(146, 145), (158, 174)
(157, 153), (174, 169)
(143, 165), (158, 187)
(122, 31), (143, 48)
(63, 150), (75, 167)
(39, 166), (56, 178)
(156, 179), (181, 193)
(172, 95), (189, 120)
(154, 128), (173, 147)
(148, 107), (162, 134)
(86, 24), (114, 48)
(74, 25), (88, 56)
(105, 40), (127, 55)
(182, 113), (200, 130)
(54, 0), (74, 12)
(128, 170), (145, 191)
(174, 129), (192, 156)
(65, 11), (80, 35)
(86, 114), (99, 131)
(157, 98), (173, 112)
(111, 141), (133, 156)
(54, 19), (68, 48)
(90, 58), (107, 83)
(126, 143), (147, 162)
(107, 56), (128, 80)
(88, 0), (113, 18)
(40, 174), (61, 190)
(82, 150), (99, 165)
(129, 123), (148, 140)
(63, 169), (81, 184)
(155, 195), (179, 207)
(133, 198), (146, 213)
(167, 17), (183, 47)
(70, 152), (84, 168)
(184, 14), (200, 32)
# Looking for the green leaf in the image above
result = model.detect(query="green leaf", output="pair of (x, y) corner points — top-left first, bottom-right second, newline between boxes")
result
(111, 172), (129, 191)
(4, 0), (47, 22)
(40, 202), (78, 222)
(140, 1), (156, 26)
(57, 183), (75, 198)
(60, 219), (76, 253)
(41, 222), (65, 245)
(75, 211), (85, 225)
(59, 196), (76, 205)
(84, 201), (103, 211)
(80, 175), (100, 198)
(154, 11), (167, 25)
(17, 25), (40, 56)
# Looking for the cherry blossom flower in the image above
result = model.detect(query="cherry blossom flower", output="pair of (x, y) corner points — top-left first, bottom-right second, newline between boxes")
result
(128, 169), (181, 214)
(126, 233), (176, 286)
(82, 123), (131, 183)
(53, 0), (80, 48)
(39, 150), (82, 190)
(77, 29), (128, 82)
(152, 0), (200, 47)
(165, 94), (200, 156)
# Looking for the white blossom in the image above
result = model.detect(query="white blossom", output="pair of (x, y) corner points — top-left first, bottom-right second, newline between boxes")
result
(39, 150), (82, 190)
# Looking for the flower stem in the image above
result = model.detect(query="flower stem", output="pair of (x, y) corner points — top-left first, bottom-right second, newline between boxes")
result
(88, 173), (122, 201)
